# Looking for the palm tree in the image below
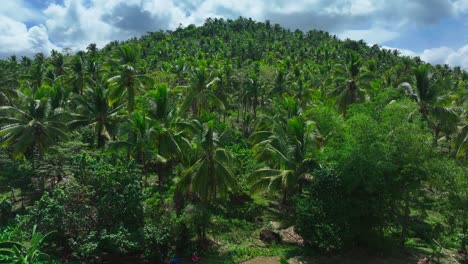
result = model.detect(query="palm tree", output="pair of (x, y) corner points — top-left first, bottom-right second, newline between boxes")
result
(49, 51), (66, 78)
(249, 115), (318, 203)
(400, 64), (460, 145)
(110, 111), (165, 169)
(331, 52), (372, 117)
(176, 121), (236, 241)
(67, 54), (90, 95)
(0, 76), (19, 106)
(108, 44), (153, 113)
(181, 64), (225, 117)
(86, 43), (98, 58)
(142, 84), (192, 189)
(68, 83), (123, 148)
(177, 121), (236, 202)
(0, 94), (69, 191)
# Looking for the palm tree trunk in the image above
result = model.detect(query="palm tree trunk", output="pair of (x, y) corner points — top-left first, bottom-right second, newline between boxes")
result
(461, 219), (467, 253)
(400, 196), (410, 247)
(128, 86), (135, 113)
(282, 189), (288, 205)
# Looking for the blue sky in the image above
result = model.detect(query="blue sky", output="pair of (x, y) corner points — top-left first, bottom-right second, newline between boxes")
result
(0, 0), (467, 68)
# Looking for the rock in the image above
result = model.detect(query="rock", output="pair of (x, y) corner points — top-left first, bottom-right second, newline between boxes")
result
(287, 257), (302, 264)
(260, 229), (281, 244)
(417, 257), (430, 264)
(270, 221), (281, 230)
(279, 226), (304, 245)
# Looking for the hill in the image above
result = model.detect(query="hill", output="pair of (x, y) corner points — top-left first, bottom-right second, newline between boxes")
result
(0, 17), (467, 263)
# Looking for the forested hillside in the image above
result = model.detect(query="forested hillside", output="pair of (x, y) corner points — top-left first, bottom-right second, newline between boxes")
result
(0, 17), (467, 263)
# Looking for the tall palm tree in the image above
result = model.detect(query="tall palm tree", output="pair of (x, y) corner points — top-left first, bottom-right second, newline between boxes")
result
(400, 64), (460, 145)
(86, 43), (98, 58)
(331, 52), (372, 117)
(0, 76), (19, 106)
(110, 111), (165, 167)
(249, 115), (318, 203)
(49, 51), (66, 78)
(177, 121), (236, 202)
(108, 44), (153, 113)
(68, 83), (123, 148)
(176, 121), (236, 242)
(67, 54), (91, 95)
(0, 96), (69, 159)
(142, 84), (192, 189)
(0, 94), (69, 191)
(181, 64), (225, 117)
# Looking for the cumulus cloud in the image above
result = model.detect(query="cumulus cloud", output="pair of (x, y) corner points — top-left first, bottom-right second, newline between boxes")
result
(0, 15), (58, 58)
(0, 0), (44, 22)
(421, 45), (468, 69)
(338, 28), (400, 45)
(383, 45), (468, 69)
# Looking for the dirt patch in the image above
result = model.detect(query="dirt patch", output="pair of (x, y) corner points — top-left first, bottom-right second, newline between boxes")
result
(242, 256), (281, 264)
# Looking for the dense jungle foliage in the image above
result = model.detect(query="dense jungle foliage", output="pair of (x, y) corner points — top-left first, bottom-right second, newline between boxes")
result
(0, 17), (467, 263)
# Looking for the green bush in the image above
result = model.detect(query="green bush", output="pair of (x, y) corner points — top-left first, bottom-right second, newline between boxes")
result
(21, 152), (145, 260)
(295, 169), (347, 252)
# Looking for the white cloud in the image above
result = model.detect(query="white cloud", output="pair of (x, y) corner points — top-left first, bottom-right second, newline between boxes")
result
(383, 45), (468, 69)
(454, 0), (468, 12)
(0, 15), (57, 57)
(420, 47), (455, 65)
(421, 45), (468, 69)
(338, 28), (400, 45)
(0, 0), (43, 22)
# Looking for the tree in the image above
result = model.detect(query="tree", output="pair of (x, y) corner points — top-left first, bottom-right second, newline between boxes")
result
(67, 54), (90, 95)
(140, 84), (191, 189)
(176, 121), (236, 241)
(181, 63), (225, 117)
(331, 52), (372, 117)
(0, 94), (69, 191)
(249, 114), (318, 203)
(69, 83), (123, 148)
(108, 44), (153, 113)
(110, 111), (164, 167)
(400, 64), (460, 145)
(177, 121), (236, 202)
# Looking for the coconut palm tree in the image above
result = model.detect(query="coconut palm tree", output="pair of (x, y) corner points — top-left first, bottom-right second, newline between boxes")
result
(141, 84), (192, 189)
(110, 111), (166, 171)
(331, 52), (372, 117)
(68, 83), (123, 148)
(0, 94), (69, 191)
(177, 121), (236, 202)
(108, 44), (153, 113)
(400, 64), (460, 145)
(66, 54), (91, 95)
(249, 115), (319, 203)
(176, 121), (236, 242)
(181, 64), (225, 117)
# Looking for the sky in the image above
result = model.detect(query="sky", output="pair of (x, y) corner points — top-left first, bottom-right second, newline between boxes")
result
(0, 0), (467, 69)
